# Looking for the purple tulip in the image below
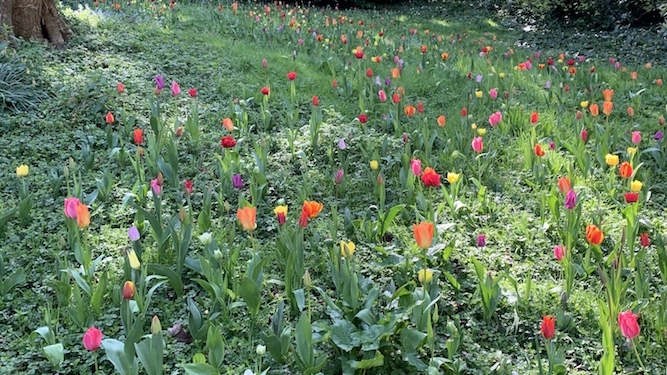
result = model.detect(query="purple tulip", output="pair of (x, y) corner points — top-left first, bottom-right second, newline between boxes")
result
(128, 226), (140, 242)
(155, 75), (165, 90)
(335, 169), (344, 185)
(385, 78), (392, 86)
(232, 174), (243, 189)
(375, 76), (381, 85)
(655, 131), (664, 141)
(338, 139), (346, 150)
(477, 234), (486, 247)
(476, 75), (483, 83)
(565, 189), (577, 210)
(545, 81), (551, 89)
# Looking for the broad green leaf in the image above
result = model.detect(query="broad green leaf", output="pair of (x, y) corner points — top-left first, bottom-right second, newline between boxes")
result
(331, 320), (359, 352)
(147, 263), (183, 295)
(42, 343), (64, 368)
(239, 277), (261, 317)
(102, 339), (138, 375)
(182, 363), (219, 375)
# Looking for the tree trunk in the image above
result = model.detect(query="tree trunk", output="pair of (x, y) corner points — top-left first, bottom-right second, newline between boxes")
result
(0, 0), (71, 48)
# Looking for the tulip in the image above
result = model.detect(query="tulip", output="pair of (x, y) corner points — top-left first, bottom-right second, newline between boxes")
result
(625, 192), (639, 203)
(413, 222), (434, 249)
(472, 137), (483, 152)
(128, 249), (141, 269)
(237, 206), (257, 231)
(231, 174), (243, 189)
(488, 111), (502, 126)
(155, 75), (165, 90)
(151, 179), (161, 196)
(656, 131), (664, 141)
(586, 224), (604, 245)
(75, 203), (90, 228)
(302, 201), (323, 219)
(418, 269), (434, 284)
(370, 160), (379, 170)
(222, 118), (234, 132)
(640, 233), (650, 247)
(417, 102), (424, 113)
(489, 88), (498, 99)
(627, 147), (637, 156)
(117, 82), (125, 93)
(274, 205), (287, 225)
(554, 245), (565, 261)
(461, 107), (467, 117)
(199, 232), (212, 245)
(410, 159), (422, 176)
(627, 106), (634, 117)
(340, 241), (355, 257)
(580, 101), (589, 108)
(378, 90), (387, 102)
(602, 89), (614, 102)
(64, 197), (81, 219)
(184, 180), (193, 195)
(151, 316), (162, 334)
(602, 101), (613, 116)
(581, 129), (588, 141)
(541, 315), (555, 339)
(589, 104), (599, 117)
(105, 111), (114, 124)
(335, 169), (344, 185)
(437, 115), (446, 127)
(534, 144), (545, 157)
(123, 281), (135, 299)
(421, 167), (441, 187)
(477, 234), (486, 247)
(557, 177), (571, 194)
(133, 129), (143, 145)
(530, 112), (538, 124)
(128, 226), (140, 242)
(171, 81), (181, 96)
(16, 164), (29, 177)
(404, 105), (416, 117)
(312, 96), (319, 106)
(392, 93), (400, 104)
(565, 190), (577, 209)
(83, 327), (102, 351)
(261, 87), (270, 95)
(631, 180), (643, 192)
(631, 131), (641, 145)
(475, 90), (483, 99)
(358, 114), (368, 123)
(287, 72), (297, 80)
(605, 154), (619, 166)
(618, 310), (640, 340)
(619, 162), (633, 178)
(220, 136), (236, 148)
(447, 172), (460, 184)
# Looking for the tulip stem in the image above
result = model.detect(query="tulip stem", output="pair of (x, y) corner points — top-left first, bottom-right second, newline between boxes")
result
(632, 339), (645, 371)
(94, 351), (99, 374)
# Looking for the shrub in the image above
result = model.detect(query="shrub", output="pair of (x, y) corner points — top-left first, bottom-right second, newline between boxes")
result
(0, 42), (42, 113)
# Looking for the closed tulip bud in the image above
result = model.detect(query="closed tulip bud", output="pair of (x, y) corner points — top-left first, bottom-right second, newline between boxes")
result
(303, 270), (312, 288)
(224, 200), (230, 212)
(377, 173), (384, 185)
(63, 165), (69, 178)
(156, 172), (164, 186)
(179, 207), (186, 223)
(335, 169), (344, 185)
(151, 315), (162, 334)
(127, 249), (141, 270)
(69, 157), (76, 171)
(370, 160), (379, 170)
(175, 127), (183, 137)
(59, 236), (67, 248)
(122, 281), (135, 299)
(256, 345), (266, 356)
(660, 117), (665, 126)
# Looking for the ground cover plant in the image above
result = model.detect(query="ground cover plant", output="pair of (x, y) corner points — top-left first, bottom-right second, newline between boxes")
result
(2, 1), (667, 374)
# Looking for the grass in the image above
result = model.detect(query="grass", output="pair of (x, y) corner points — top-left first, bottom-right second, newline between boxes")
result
(1, 1), (667, 374)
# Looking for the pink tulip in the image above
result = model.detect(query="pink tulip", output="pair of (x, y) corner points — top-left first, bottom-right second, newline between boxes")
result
(410, 159), (422, 176)
(64, 197), (81, 219)
(488, 111), (502, 126)
(171, 81), (181, 96)
(472, 137), (483, 152)
(378, 90), (387, 102)
(632, 131), (641, 145)
(554, 245), (565, 261)
(618, 310), (640, 340)
(83, 327), (102, 351)
(489, 88), (498, 100)
(151, 179), (161, 196)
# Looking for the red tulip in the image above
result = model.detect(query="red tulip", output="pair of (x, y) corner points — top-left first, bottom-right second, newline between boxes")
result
(312, 96), (319, 106)
(640, 233), (650, 247)
(530, 111), (538, 124)
(287, 72), (297, 80)
(220, 136), (237, 148)
(117, 82), (125, 93)
(540, 315), (555, 339)
(461, 107), (467, 117)
(420, 167), (441, 187)
(366, 68), (373, 77)
(358, 114), (368, 123)
(261, 87), (270, 95)
(105, 111), (114, 124)
(133, 129), (143, 145)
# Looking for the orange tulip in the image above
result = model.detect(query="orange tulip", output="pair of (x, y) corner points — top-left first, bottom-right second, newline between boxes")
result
(589, 103), (599, 117)
(404, 105), (416, 117)
(302, 201), (323, 219)
(619, 161), (633, 178)
(534, 144), (545, 157)
(413, 222), (434, 249)
(603, 101), (613, 116)
(627, 107), (634, 117)
(237, 206), (257, 231)
(76, 203), (90, 228)
(602, 89), (614, 102)
(586, 224), (604, 245)
(437, 115), (446, 127)
(630, 71), (638, 80)
(391, 68), (400, 79)
(222, 118), (234, 131)
(557, 177), (571, 194)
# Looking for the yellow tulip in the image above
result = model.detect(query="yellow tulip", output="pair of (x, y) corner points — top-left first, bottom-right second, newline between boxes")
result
(370, 160), (379, 170)
(499, 72), (505, 79)
(16, 165), (29, 177)
(340, 241), (355, 257)
(446, 172), (460, 184)
(631, 180), (643, 192)
(475, 90), (483, 99)
(627, 147), (637, 156)
(418, 269), (434, 284)
(471, 123), (477, 130)
(477, 128), (487, 136)
(580, 101), (589, 108)
(273, 205), (288, 216)
(128, 249), (141, 270)
(605, 154), (619, 166)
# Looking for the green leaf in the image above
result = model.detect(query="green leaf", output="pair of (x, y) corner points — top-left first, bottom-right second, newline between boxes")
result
(182, 363), (219, 375)
(239, 277), (261, 317)
(2, 268), (25, 296)
(349, 351), (384, 370)
(102, 339), (139, 375)
(206, 325), (225, 369)
(331, 320), (359, 352)
(135, 335), (163, 375)
(91, 271), (107, 315)
(42, 343), (64, 368)
(293, 289), (306, 312)
(400, 328), (427, 353)
(147, 263), (183, 296)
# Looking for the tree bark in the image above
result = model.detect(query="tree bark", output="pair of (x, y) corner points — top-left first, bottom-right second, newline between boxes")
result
(0, 0), (71, 47)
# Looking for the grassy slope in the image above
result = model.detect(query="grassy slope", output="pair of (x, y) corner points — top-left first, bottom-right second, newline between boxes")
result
(0, 2), (666, 374)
